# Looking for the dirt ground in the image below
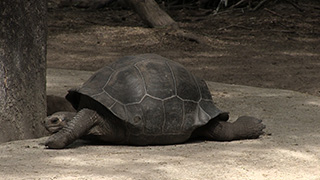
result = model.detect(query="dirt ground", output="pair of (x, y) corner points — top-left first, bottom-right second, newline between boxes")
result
(1, 1), (320, 180)
(1, 68), (320, 179)
(47, 0), (320, 96)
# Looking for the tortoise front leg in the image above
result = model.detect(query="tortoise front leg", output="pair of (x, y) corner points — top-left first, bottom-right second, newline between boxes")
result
(45, 108), (101, 149)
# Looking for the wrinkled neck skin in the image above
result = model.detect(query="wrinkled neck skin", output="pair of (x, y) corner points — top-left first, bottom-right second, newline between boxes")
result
(45, 108), (126, 149)
(45, 108), (100, 149)
(59, 112), (77, 124)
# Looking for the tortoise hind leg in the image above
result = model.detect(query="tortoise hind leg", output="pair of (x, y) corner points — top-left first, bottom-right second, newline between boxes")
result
(194, 116), (265, 141)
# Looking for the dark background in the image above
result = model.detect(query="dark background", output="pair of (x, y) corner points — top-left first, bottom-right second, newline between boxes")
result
(47, 0), (320, 96)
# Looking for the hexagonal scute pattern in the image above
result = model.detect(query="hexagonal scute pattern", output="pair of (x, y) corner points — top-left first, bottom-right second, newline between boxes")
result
(67, 54), (223, 139)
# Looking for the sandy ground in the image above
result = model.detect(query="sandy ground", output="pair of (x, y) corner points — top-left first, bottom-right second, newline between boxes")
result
(0, 68), (319, 180)
(1, 2), (319, 179)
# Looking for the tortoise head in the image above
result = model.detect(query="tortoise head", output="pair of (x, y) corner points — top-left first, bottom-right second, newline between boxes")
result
(43, 112), (77, 134)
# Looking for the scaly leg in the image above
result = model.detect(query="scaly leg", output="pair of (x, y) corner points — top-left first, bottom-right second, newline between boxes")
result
(195, 116), (265, 141)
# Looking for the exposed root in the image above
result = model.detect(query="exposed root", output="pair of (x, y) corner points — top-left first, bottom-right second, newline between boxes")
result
(167, 29), (210, 45)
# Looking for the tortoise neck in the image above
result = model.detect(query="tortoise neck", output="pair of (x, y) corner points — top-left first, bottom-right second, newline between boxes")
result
(45, 108), (100, 149)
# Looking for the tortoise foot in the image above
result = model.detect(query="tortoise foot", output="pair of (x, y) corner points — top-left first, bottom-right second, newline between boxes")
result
(232, 116), (266, 140)
(45, 134), (69, 149)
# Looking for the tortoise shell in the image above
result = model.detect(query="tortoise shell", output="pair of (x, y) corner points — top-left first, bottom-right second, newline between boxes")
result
(66, 54), (223, 142)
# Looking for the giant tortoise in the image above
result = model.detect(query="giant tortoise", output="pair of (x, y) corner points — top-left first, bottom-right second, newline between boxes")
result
(44, 54), (265, 149)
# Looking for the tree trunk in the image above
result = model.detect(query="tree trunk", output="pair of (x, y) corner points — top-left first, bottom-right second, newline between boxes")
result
(0, 0), (47, 142)
(124, 0), (177, 28)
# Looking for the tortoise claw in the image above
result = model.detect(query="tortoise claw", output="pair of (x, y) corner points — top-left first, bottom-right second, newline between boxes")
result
(233, 116), (266, 140)
(45, 134), (69, 149)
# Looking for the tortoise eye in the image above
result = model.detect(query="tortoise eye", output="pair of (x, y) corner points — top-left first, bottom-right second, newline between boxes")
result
(51, 118), (60, 124)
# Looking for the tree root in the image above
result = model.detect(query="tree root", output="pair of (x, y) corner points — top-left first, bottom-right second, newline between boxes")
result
(167, 29), (210, 45)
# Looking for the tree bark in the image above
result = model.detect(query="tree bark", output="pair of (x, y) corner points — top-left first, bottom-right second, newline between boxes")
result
(0, 0), (47, 142)
(124, 0), (177, 28)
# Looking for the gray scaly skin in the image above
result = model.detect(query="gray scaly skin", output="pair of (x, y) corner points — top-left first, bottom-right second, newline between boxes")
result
(193, 116), (265, 141)
(45, 109), (127, 149)
(44, 111), (265, 149)
(45, 109), (99, 149)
